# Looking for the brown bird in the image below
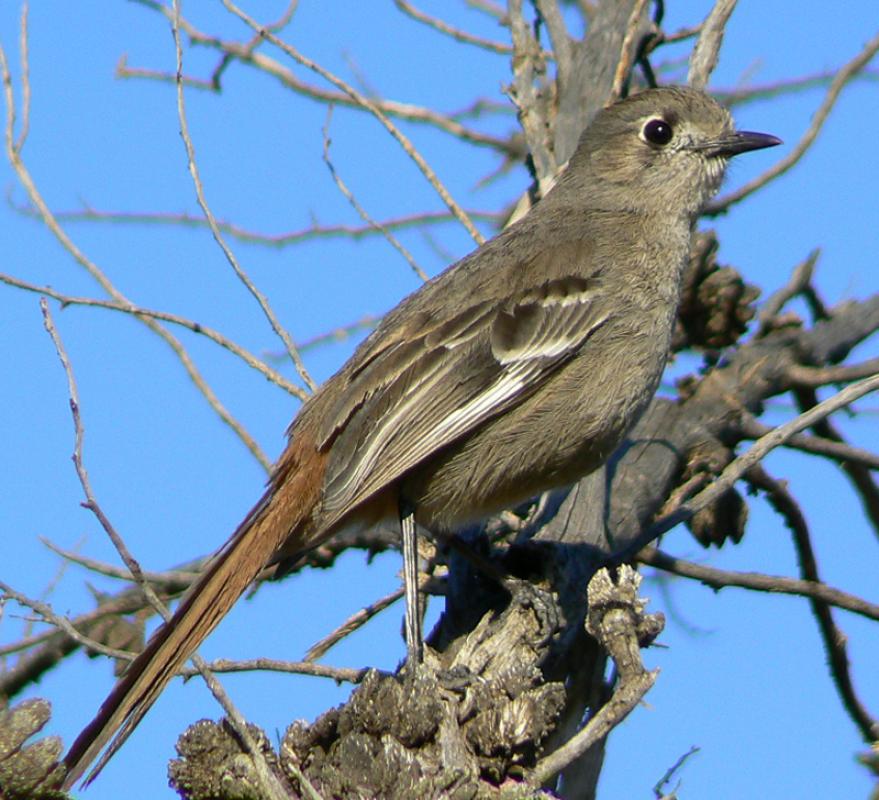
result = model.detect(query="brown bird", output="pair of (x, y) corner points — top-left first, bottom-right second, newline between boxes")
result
(62, 86), (779, 788)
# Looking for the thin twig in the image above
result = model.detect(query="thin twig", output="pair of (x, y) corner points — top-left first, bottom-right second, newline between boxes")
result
(788, 359), (879, 389)
(0, 581), (134, 662)
(647, 372), (879, 540)
(0, 40), (271, 471)
(747, 466), (878, 741)
(220, 0), (484, 246)
(739, 413), (879, 471)
(507, 0), (557, 208)
(662, 24), (701, 45)
(394, 0), (513, 54)
(714, 68), (879, 106)
(40, 298), (170, 621)
(755, 249), (820, 338)
(322, 108), (429, 283)
(0, 272), (304, 398)
(11, 201), (502, 247)
(41, 538), (200, 586)
(794, 387), (879, 541)
(159, 10), (292, 799)
(179, 657), (376, 684)
(652, 745), (701, 799)
(14, 3), (30, 151)
(305, 585), (405, 662)
(610, 0), (652, 101)
(709, 30), (879, 213)
(687, 0), (738, 90)
(171, 9), (315, 393)
(637, 547), (879, 622)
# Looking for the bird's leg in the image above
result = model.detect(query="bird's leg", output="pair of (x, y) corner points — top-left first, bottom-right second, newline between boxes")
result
(401, 506), (424, 664)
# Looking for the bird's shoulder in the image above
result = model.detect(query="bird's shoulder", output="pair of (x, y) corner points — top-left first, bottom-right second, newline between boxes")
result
(290, 208), (612, 448)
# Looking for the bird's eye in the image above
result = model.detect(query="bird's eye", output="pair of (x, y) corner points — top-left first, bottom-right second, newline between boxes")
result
(642, 118), (673, 146)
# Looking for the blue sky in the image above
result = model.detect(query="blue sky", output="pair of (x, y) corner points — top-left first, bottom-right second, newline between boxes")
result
(1, 2), (878, 798)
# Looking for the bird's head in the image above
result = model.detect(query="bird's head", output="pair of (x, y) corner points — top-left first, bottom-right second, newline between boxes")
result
(563, 86), (781, 217)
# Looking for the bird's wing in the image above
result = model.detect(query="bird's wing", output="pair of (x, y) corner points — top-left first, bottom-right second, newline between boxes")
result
(316, 271), (609, 523)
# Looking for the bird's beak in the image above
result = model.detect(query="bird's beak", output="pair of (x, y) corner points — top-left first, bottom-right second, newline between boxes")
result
(698, 131), (783, 158)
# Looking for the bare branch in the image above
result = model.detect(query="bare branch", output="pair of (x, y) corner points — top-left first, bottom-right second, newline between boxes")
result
(322, 108), (429, 283)
(794, 387), (879, 540)
(10, 200), (502, 247)
(0, 40), (271, 471)
(687, 0), (738, 90)
(648, 372), (879, 540)
(220, 0), (485, 246)
(305, 585), (404, 662)
(530, 567), (661, 786)
(171, 15), (315, 392)
(0, 272), (305, 399)
(788, 359), (879, 388)
(755, 249), (820, 337)
(0, 581), (134, 663)
(709, 30), (879, 213)
(747, 466), (878, 741)
(739, 413), (879, 471)
(394, 0), (513, 54)
(180, 657), (375, 685)
(638, 547), (879, 623)
(508, 0), (557, 188)
(610, 0), (651, 101)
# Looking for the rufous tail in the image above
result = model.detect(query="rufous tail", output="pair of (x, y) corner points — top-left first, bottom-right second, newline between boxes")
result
(62, 443), (322, 789)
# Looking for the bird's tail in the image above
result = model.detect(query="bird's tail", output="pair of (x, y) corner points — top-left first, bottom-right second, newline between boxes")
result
(62, 441), (324, 789)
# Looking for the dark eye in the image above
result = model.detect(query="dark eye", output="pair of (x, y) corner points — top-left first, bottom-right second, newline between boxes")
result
(643, 118), (673, 146)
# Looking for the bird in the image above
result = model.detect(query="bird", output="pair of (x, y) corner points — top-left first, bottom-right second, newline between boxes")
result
(62, 86), (780, 788)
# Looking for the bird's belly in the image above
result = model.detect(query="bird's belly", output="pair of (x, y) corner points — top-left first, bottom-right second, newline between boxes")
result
(405, 323), (669, 531)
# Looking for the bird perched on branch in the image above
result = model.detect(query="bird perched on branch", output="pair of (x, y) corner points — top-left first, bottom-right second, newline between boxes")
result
(63, 85), (779, 789)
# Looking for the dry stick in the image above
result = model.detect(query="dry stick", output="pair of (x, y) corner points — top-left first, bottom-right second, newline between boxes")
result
(637, 547), (879, 622)
(12, 202), (502, 247)
(687, 0), (738, 90)
(220, 0), (484, 246)
(648, 372), (879, 540)
(709, 29), (879, 213)
(652, 745), (701, 799)
(755, 249), (820, 338)
(739, 413), (879, 471)
(394, 0), (513, 54)
(14, 3), (30, 151)
(747, 466), (878, 741)
(117, 53), (514, 153)
(305, 586), (406, 663)
(169, 8), (294, 798)
(180, 658), (373, 685)
(0, 272), (303, 398)
(788, 358), (879, 388)
(610, 0), (652, 102)
(321, 109), (429, 283)
(0, 578), (191, 660)
(39, 299), (171, 624)
(129, 3), (515, 154)
(171, 8), (314, 393)
(795, 386), (879, 540)
(508, 0), (557, 186)
(663, 24), (702, 45)
(715, 68), (879, 106)
(535, 0), (573, 74)
(41, 538), (201, 587)
(0, 40), (271, 473)
(0, 580), (133, 663)
(530, 566), (660, 786)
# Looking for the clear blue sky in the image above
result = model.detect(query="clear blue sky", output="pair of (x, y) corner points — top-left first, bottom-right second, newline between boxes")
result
(2, 2), (878, 798)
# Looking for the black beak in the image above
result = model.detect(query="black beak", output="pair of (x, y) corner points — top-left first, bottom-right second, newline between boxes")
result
(699, 131), (783, 158)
